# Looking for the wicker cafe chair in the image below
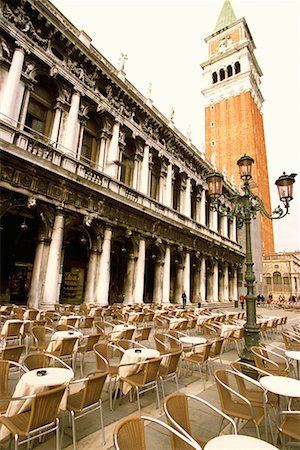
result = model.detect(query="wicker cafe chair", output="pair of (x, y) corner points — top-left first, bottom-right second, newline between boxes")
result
(0, 345), (24, 364)
(158, 351), (182, 399)
(113, 357), (162, 414)
(214, 368), (265, 438)
(47, 336), (79, 370)
(113, 414), (202, 450)
(93, 342), (125, 410)
(164, 392), (237, 450)
(0, 360), (28, 415)
(64, 370), (108, 449)
(77, 333), (102, 377)
(277, 410), (300, 447)
(251, 345), (290, 376)
(0, 384), (66, 450)
(181, 342), (213, 389)
(22, 352), (72, 371)
(31, 326), (54, 351)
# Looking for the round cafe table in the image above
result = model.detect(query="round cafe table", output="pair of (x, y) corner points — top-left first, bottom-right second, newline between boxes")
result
(285, 350), (300, 379)
(205, 434), (279, 449)
(0, 367), (74, 440)
(179, 336), (207, 349)
(119, 348), (160, 394)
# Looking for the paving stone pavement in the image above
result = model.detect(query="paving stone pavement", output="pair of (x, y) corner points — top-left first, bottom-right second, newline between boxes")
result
(1, 305), (299, 450)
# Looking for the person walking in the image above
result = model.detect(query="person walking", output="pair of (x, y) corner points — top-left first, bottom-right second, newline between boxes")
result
(181, 290), (187, 309)
(239, 294), (245, 310)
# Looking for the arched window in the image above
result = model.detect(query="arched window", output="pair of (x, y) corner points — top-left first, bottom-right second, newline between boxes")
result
(24, 75), (58, 138)
(80, 114), (100, 168)
(227, 65), (233, 77)
(234, 61), (241, 74)
(273, 271), (282, 284)
(219, 68), (225, 81)
(120, 138), (135, 187)
(212, 72), (218, 84)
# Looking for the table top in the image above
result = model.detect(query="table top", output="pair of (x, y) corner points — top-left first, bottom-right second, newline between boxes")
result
(22, 367), (74, 387)
(285, 350), (300, 361)
(260, 375), (300, 397)
(205, 434), (279, 450)
(179, 336), (207, 345)
(52, 330), (83, 339)
(124, 348), (160, 358)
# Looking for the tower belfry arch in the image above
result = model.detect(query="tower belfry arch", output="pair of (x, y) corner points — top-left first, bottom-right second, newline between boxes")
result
(201, 0), (275, 257)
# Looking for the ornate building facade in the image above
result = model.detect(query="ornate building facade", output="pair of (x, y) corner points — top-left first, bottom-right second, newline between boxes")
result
(201, 0), (274, 258)
(263, 253), (300, 300)
(0, 0), (244, 309)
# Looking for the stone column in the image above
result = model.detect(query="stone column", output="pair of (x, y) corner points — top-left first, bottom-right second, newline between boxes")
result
(63, 90), (81, 154)
(132, 156), (140, 191)
(133, 237), (146, 303)
(210, 210), (218, 232)
(200, 189), (206, 225)
(140, 143), (150, 195)
(231, 217), (237, 241)
(97, 135), (108, 171)
(200, 257), (206, 302)
(233, 266), (238, 302)
(153, 260), (163, 304)
(223, 263), (229, 302)
(184, 178), (191, 217)
(49, 107), (63, 144)
(175, 263), (184, 304)
(123, 254), (135, 304)
(218, 265), (224, 302)
(18, 87), (31, 130)
(164, 162), (173, 208)
(43, 209), (65, 308)
(84, 246), (98, 304)
(162, 246), (171, 304)
(212, 260), (219, 302)
(0, 45), (25, 123)
(106, 121), (120, 178)
(95, 227), (112, 305)
(28, 234), (46, 309)
(183, 252), (190, 302)
(222, 213), (228, 237)
(193, 262), (201, 304)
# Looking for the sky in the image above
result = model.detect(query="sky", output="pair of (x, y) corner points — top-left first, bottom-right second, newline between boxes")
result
(51, 0), (300, 253)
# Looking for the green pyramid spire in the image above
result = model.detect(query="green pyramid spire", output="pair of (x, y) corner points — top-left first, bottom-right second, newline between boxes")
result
(214, 0), (237, 32)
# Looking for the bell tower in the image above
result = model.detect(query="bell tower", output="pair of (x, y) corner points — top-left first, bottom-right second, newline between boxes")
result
(201, 0), (274, 255)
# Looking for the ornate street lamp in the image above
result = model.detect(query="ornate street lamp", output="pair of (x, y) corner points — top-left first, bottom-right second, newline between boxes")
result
(206, 155), (296, 366)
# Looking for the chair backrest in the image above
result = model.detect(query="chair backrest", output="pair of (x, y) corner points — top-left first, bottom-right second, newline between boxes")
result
(154, 333), (168, 353)
(94, 342), (108, 360)
(113, 415), (146, 450)
(55, 336), (79, 356)
(142, 358), (161, 384)
(27, 384), (67, 432)
(160, 351), (182, 377)
(164, 392), (192, 443)
(0, 345), (24, 363)
(84, 334), (102, 352)
(77, 371), (108, 409)
(23, 352), (52, 370)
(31, 326), (52, 350)
(113, 414), (201, 450)
(164, 392), (237, 449)
(6, 321), (23, 337)
(214, 369), (237, 413)
(209, 338), (224, 357)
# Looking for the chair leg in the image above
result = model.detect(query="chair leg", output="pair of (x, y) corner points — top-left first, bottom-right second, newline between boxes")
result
(136, 387), (141, 414)
(55, 418), (60, 450)
(155, 382), (161, 412)
(71, 411), (77, 450)
(99, 401), (105, 444)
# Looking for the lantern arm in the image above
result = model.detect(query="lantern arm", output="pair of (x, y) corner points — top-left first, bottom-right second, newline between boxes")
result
(250, 192), (289, 220)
